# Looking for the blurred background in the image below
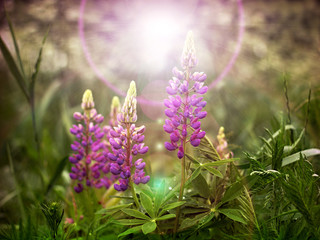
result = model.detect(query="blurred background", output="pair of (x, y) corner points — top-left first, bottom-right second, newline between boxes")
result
(0, 0), (319, 223)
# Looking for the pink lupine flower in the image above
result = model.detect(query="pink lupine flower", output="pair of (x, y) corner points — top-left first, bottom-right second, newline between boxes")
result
(216, 127), (233, 159)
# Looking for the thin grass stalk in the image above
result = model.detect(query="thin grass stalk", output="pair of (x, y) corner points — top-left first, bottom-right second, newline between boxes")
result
(6, 144), (26, 221)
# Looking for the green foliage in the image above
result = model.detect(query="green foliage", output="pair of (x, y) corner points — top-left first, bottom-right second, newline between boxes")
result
(40, 201), (64, 239)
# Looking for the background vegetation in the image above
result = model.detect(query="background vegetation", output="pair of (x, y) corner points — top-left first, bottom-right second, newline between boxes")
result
(0, 0), (319, 239)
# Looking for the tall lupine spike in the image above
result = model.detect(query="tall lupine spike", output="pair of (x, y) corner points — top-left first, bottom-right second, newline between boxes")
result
(164, 31), (207, 159)
(108, 81), (149, 194)
(69, 90), (113, 193)
(166, 32), (208, 233)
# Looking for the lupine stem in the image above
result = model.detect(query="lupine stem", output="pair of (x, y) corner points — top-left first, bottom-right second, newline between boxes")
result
(84, 115), (90, 184)
(174, 139), (186, 233)
(130, 181), (140, 208)
(126, 123), (140, 208)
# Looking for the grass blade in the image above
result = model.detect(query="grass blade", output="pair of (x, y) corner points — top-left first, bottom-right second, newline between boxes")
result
(0, 36), (29, 101)
(45, 156), (68, 195)
(5, 11), (26, 79)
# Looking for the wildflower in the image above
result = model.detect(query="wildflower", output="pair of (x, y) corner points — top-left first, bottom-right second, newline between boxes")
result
(164, 31), (207, 159)
(216, 127), (233, 159)
(108, 81), (150, 191)
(69, 90), (112, 193)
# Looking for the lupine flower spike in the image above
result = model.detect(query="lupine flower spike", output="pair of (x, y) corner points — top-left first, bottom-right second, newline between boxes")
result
(164, 31), (208, 159)
(69, 90), (112, 193)
(108, 81), (150, 196)
(216, 127), (233, 159)
(164, 31), (208, 232)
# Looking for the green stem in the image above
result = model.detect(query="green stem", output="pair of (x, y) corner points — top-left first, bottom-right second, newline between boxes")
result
(30, 98), (40, 157)
(130, 181), (140, 209)
(126, 123), (140, 209)
(174, 139), (186, 233)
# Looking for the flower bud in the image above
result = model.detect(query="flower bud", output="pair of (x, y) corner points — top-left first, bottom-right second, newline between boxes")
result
(81, 89), (94, 111)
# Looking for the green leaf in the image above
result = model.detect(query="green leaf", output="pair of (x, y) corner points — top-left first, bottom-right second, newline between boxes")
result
(141, 221), (157, 235)
(203, 166), (223, 178)
(95, 203), (133, 215)
(220, 175), (258, 205)
(180, 212), (210, 230)
(282, 148), (320, 166)
(113, 219), (147, 226)
(185, 166), (202, 186)
(118, 225), (142, 237)
(217, 209), (247, 224)
(202, 158), (238, 167)
(0, 36), (29, 101)
(140, 192), (155, 218)
(154, 179), (165, 214)
(192, 173), (210, 198)
(198, 212), (215, 227)
(185, 153), (201, 165)
(161, 201), (186, 211)
(283, 129), (305, 154)
(45, 156), (68, 195)
(156, 213), (176, 221)
(139, 184), (154, 199)
(122, 209), (151, 220)
(159, 201), (185, 216)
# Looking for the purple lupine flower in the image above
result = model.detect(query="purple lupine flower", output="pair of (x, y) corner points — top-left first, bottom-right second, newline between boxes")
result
(108, 81), (150, 191)
(69, 89), (113, 193)
(164, 31), (207, 159)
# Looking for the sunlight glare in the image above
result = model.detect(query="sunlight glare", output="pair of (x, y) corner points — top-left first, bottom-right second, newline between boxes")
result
(134, 12), (186, 70)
